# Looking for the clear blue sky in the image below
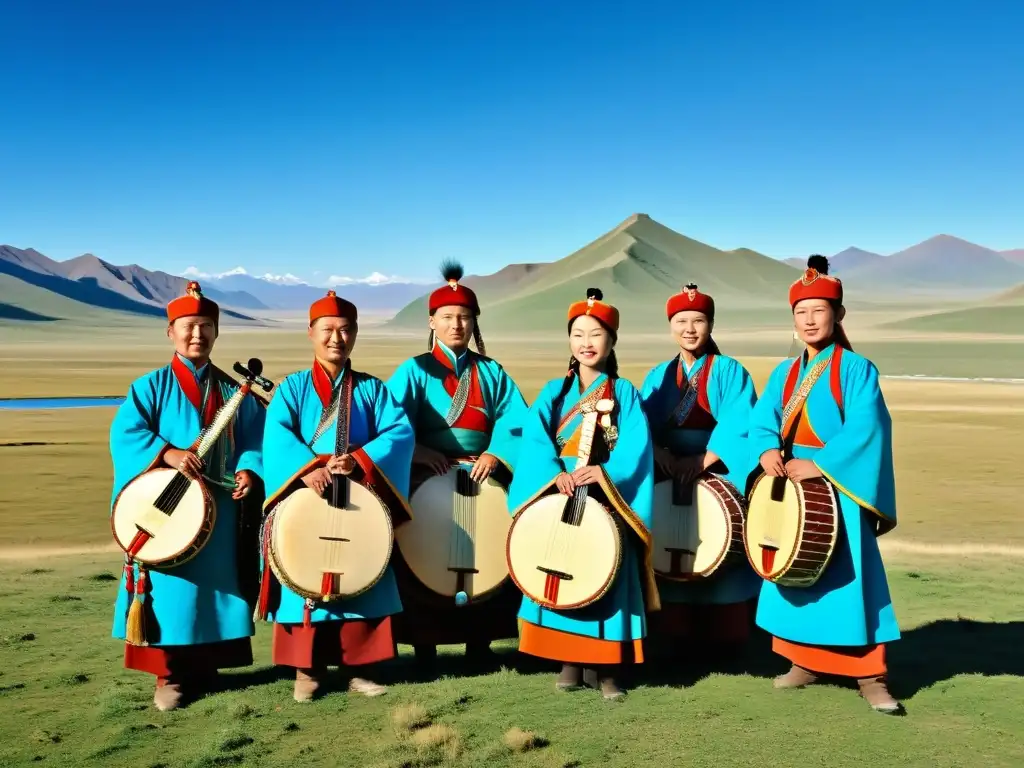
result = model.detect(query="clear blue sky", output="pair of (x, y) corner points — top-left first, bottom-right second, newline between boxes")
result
(2, 0), (1022, 283)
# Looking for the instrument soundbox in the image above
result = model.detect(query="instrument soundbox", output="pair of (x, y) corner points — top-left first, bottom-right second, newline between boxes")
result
(111, 359), (274, 568)
(506, 399), (622, 610)
(397, 458), (512, 607)
(744, 472), (839, 587)
(266, 367), (394, 602)
(651, 471), (747, 581)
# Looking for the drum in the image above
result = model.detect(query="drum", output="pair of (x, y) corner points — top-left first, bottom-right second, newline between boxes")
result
(651, 472), (746, 581)
(744, 473), (839, 587)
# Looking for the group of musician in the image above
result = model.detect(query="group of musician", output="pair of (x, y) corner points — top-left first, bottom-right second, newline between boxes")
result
(107, 253), (901, 716)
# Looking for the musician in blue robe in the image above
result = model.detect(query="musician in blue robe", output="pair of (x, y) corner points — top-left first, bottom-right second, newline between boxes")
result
(748, 255), (901, 713)
(109, 282), (266, 711)
(639, 284), (760, 661)
(509, 288), (658, 700)
(385, 261), (528, 671)
(257, 291), (415, 702)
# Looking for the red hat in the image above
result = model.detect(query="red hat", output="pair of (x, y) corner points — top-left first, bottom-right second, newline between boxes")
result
(568, 288), (620, 333)
(167, 281), (219, 325)
(789, 255), (843, 307)
(666, 283), (715, 321)
(309, 290), (358, 325)
(428, 260), (479, 315)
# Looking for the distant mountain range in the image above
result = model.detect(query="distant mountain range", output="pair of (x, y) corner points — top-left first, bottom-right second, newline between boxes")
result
(3, 222), (1023, 329)
(182, 268), (431, 312)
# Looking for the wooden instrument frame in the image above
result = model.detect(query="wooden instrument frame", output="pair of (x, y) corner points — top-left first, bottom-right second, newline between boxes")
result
(398, 457), (513, 604)
(265, 477), (395, 603)
(110, 469), (216, 568)
(744, 473), (839, 588)
(651, 471), (747, 583)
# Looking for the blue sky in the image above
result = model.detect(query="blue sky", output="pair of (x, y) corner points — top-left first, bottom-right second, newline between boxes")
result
(1, 0), (1022, 284)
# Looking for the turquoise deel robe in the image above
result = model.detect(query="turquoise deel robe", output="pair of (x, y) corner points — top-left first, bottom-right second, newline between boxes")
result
(509, 373), (658, 646)
(747, 344), (900, 647)
(260, 366), (415, 624)
(386, 340), (528, 469)
(110, 355), (266, 646)
(639, 353), (761, 605)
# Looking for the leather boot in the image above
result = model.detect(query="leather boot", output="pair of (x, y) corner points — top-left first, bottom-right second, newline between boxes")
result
(556, 663), (582, 691)
(153, 677), (184, 711)
(293, 668), (322, 703)
(858, 676), (901, 713)
(773, 664), (818, 689)
(590, 665), (625, 700)
(348, 676), (387, 697)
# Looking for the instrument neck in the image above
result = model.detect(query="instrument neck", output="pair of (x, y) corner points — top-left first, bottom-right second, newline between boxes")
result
(193, 381), (251, 460)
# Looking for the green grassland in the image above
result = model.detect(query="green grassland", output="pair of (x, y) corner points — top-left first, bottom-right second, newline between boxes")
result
(2, 328), (1023, 766)
(882, 305), (1024, 334)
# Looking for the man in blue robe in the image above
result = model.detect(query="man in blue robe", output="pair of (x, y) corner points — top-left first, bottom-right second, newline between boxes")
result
(109, 281), (266, 711)
(386, 261), (528, 672)
(257, 291), (416, 702)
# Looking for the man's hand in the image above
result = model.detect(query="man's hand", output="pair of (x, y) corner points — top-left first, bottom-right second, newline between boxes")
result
(759, 449), (786, 477)
(785, 458), (822, 482)
(555, 472), (576, 496)
(570, 465), (603, 487)
(302, 467), (332, 495)
(413, 444), (450, 475)
(327, 454), (356, 476)
(469, 453), (499, 483)
(232, 469), (255, 500)
(164, 448), (203, 478)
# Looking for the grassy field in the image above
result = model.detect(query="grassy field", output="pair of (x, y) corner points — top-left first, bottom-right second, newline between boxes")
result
(1, 325), (1023, 766)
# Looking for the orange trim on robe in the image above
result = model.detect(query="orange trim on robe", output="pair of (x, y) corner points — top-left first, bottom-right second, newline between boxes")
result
(519, 621), (644, 665)
(773, 636), (886, 678)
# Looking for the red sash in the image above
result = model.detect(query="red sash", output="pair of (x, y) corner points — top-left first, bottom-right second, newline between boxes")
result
(431, 345), (489, 433)
(673, 354), (717, 430)
(171, 355), (222, 428)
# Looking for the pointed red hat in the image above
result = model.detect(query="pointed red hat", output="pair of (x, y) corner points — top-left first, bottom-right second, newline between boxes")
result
(309, 290), (358, 325)
(568, 287), (620, 332)
(428, 260), (479, 315)
(666, 283), (715, 320)
(167, 281), (219, 325)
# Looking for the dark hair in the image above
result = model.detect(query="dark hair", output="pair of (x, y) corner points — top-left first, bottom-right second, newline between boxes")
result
(798, 254), (852, 350)
(556, 287), (619, 404)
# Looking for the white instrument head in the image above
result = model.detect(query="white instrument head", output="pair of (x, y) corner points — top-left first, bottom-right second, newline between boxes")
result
(595, 398), (614, 414)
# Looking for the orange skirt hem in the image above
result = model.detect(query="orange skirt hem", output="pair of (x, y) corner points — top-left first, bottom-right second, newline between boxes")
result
(773, 636), (886, 678)
(519, 621), (644, 664)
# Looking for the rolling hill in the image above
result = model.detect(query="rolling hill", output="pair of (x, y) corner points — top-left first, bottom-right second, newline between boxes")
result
(880, 304), (1024, 334)
(837, 235), (1024, 292)
(0, 273), (165, 326)
(388, 214), (802, 332)
(1001, 249), (1024, 266)
(0, 246), (262, 325)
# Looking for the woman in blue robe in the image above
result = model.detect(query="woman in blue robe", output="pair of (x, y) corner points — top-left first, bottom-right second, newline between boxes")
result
(509, 288), (657, 700)
(109, 283), (265, 711)
(257, 292), (416, 702)
(385, 262), (529, 670)
(639, 284), (760, 660)
(748, 255), (901, 713)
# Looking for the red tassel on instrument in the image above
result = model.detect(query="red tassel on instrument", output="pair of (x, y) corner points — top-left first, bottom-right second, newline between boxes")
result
(123, 561), (134, 595)
(253, 528), (273, 621)
(302, 603), (312, 628)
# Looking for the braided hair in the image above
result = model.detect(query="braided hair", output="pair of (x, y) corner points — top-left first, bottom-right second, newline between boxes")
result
(555, 288), (619, 404)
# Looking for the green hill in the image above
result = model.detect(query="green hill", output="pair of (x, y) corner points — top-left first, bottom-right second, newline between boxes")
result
(389, 214), (802, 332)
(0, 273), (165, 327)
(881, 304), (1024, 334)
